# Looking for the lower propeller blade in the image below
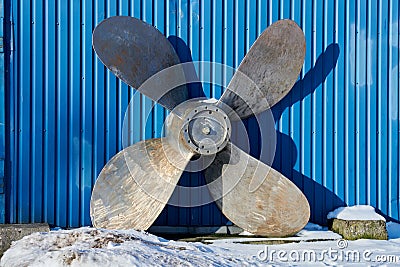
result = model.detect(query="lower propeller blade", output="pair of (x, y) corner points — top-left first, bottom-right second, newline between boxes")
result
(218, 20), (305, 119)
(93, 16), (188, 110)
(204, 142), (310, 237)
(90, 138), (193, 230)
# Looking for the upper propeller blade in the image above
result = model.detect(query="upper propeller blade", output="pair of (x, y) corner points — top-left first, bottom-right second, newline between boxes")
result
(90, 138), (194, 230)
(93, 16), (188, 110)
(204, 142), (310, 237)
(218, 20), (305, 120)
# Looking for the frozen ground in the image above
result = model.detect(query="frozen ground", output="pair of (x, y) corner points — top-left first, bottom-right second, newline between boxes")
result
(1, 222), (400, 266)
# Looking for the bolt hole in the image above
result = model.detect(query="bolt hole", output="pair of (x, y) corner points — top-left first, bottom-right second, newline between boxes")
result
(191, 154), (201, 161)
(201, 145), (205, 148)
(224, 116), (227, 119)
(216, 109), (219, 112)
(196, 147), (199, 151)
(194, 109), (197, 112)
(227, 128), (230, 131)
(209, 111), (212, 114)
(188, 140), (191, 143)
(217, 147), (220, 150)
(207, 150), (210, 153)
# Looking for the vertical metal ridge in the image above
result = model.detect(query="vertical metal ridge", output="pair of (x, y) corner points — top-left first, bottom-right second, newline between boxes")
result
(354, 0), (360, 204)
(344, 0), (350, 205)
(387, 0), (399, 218)
(15, 0), (25, 224)
(357, 0), (367, 204)
(376, 0), (382, 211)
(366, 0), (371, 205)
(0, 0), (7, 224)
(379, 0), (386, 214)
(33, 0), (45, 222)
(81, 0), (93, 226)
(387, 0), (393, 217)
(397, 0), (400, 219)
(30, 0), (36, 222)
(333, 0), (338, 197)
(301, 0), (313, 221)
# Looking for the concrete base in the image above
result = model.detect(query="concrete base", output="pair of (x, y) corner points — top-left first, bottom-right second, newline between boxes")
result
(328, 219), (388, 240)
(0, 223), (50, 257)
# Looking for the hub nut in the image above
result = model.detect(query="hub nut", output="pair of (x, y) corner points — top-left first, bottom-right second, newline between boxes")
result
(182, 104), (231, 155)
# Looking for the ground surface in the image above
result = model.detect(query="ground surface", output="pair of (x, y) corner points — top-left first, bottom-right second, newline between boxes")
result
(1, 222), (400, 266)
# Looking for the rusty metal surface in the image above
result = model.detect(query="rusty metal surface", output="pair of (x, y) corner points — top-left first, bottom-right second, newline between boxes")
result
(90, 138), (193, 230)
(204, 142), (310, 237)
(92, 16), (188, 110)
(218, 20), (305, 119)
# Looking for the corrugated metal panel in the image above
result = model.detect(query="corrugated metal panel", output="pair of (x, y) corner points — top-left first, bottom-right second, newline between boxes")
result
(3, 0), (400, 228)
(0, 0), (4, 223)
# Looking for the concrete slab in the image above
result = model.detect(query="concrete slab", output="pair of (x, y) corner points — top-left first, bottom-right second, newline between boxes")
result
(328, 219), (388, 240)
(0, 223), (50, 257)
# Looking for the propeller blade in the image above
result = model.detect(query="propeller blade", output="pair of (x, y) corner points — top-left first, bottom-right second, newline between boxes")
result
(93, 16), (188, 110)
(218, 20), (305, 119)
(90, 138), (194, 230)
(204, 142), (309, 237)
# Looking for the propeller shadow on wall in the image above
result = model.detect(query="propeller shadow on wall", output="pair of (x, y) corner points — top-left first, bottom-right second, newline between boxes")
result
(271, 43), (397, 224)
(162, 37), (343, 227)
(271, 43), (343, 225)
(167, 36), (206, 99)
(153, 36), (227, 227)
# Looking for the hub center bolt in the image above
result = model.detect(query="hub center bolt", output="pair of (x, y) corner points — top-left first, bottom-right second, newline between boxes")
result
(202, 126), (211, 135)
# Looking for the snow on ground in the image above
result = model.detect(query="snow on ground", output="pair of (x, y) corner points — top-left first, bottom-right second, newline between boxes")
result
(206, 223), (341, 244)
(327, 205), (386, 221)
(0, 227), (258, 267)
(2, 222), (400, 266)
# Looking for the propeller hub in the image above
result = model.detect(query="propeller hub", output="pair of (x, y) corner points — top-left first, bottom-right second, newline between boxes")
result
(182, 104), (231, 155)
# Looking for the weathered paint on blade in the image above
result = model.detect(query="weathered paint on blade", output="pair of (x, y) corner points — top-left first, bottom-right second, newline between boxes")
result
(93, 16), (188, 110)
(90, 138), (193, 230)
(204, 142), (310, 237)
(218, 20), (305, 119)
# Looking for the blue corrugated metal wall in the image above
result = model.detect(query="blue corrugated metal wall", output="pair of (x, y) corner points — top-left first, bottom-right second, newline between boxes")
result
(0, 0), (4, 224)
(3, 0), (400, 228)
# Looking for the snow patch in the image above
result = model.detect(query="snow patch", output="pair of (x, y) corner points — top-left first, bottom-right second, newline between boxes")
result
(183, 223), (341, 246)
(238, 230), (254, 236)
(327, 205), (386, 221)
(0, 227), (256, 267)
